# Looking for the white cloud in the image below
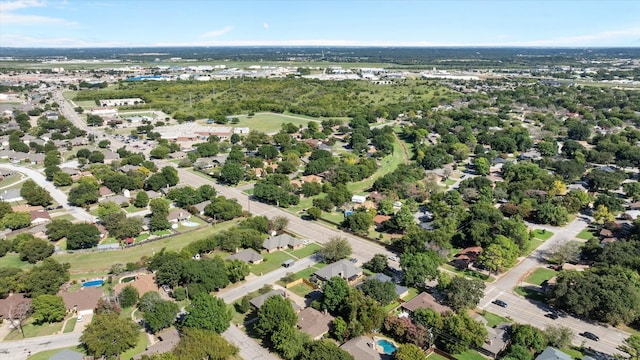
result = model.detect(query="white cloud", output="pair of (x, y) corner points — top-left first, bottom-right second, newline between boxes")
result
(201, 26), (233, 38)
(0, 33), (129, 47)
(0, 12), (76, 25)
(0, 0), (45, 12)
(263, 22), (269, 29)
(520, 27), (640, 46)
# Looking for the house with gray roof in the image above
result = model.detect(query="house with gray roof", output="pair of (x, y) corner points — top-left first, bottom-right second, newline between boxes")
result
(49, 349), (84, 360)
(297, 307), (334, 340)
(249, 289), (301, 312)
(535, 347), (573, 360)
(0, 188), (22, 202)
(226, 249), (264, 264)
(193, 200), (211, 215)
(340, 336), (381, 360)
(362, 273), (409, 298)
(263, 233), (304, 253)
(145, 190), (162, 199)
(314, 259), (362, 283)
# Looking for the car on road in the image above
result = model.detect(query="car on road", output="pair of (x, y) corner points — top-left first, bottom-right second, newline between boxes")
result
(492, 299), (508, 308)
(349, 258), (357, 263)
(77, 315), (83, 322)
(581, 332), (599, 341)
(544, 312), (559, 320)
(387, 255), (398, 262)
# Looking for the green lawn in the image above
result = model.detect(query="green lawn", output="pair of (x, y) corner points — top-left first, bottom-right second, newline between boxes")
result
(289, 282), (315, 297)
(250, 251), (295, 276)
(427, 352), (450, 360)
(28, 346), (86, 360)
(482, 311), (511, 327)
(454, 350), (487, 360)
(561, 347), (584, 359)
(120, 331), (149, 360)
(514, 286), (547, 302)
(525, 268), (556, 286)
(576, 229), (595, 240)
(222, 112), (314, 133)
(286, 243), (322, 259)
(347, 140), (405, 194)
(136, 233), (150, 242)
(524, 238), (545, 255)
(63, 318), (77, 333)
(531, 229), (554, 240)
(54, 220), (235, 274)
(0, 252), (34, 270)
(4, 319), (64, 340)
(151, 229), (173, 236)
(444, 179), (457, 186)
(384, 300), (401, 312)
(402, 287), (420, 301)
(442, 264), (494, 282)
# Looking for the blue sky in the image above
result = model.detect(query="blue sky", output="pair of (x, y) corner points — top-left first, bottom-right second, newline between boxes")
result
(1, 0), (639, 48)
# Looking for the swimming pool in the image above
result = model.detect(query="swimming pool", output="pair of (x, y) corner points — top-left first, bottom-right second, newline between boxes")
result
(181, 221), (200, 227)
(377, 339), (397, 355)
(83, 279), (104, 287)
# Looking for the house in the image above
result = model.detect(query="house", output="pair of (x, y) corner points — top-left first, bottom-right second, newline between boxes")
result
(45, 112), (59, 121)
(368, 191), (385, 204)
(0, 293), (32, 319)
(249, 289), (301, 312)
(262, 234), (304, 253)
(94, 223), (108, 239)
(57, 287), (104, 315)
(628, 201), (640, 210)
(145, 190), (162, 200)
(0, 189), (22, 202)
(300, 175), (323, 184)
(314, 259), (362, 283)
(400, 292), (451, 315)
(167, 209), (190, 223)
(60, 167), (82, 181)
(29, 210), (52, 225)
(297, 307), (335, 340)
(340, 336), (381, 360)
(102, 151), (121, 164)
(535, 347), (573, 360)
(599, 229), (613, 238)
(99, 186), (115, 199)
(12, 205), (43, 213)
(226, 249), (264, 264)
(29, 223), (48, 239)
(168, 151), (187, 160)
(475, 315), (511, 358)
(365, 273), (409, 298)
(108, 195), (129, 206)
(451, 246), (483, 269)
(193, 200), (211, 215)
(133, 328), (180, 360)
(351, 194), (367, 204)
(372, 214), (391, 229)
(114, 273), (160, 297)
(50, 349), (84, 360)
(120, 165), (140, 173)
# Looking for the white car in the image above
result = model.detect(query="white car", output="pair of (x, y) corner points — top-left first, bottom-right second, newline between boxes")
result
(77, 315), (83, 322)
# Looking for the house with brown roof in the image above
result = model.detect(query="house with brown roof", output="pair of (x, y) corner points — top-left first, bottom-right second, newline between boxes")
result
(99, 186), (115, 199)
(296, 307), (334, 340)
(58, 287), (104, 315)
(29, 210), (51, 225)
(300, 175), (323, 184)
(114, 273), (160, 298)
(226, 249), (264, 264)
(167, 209), (191, 223)
(134, 328), (180, 360)
(263, 234), (303, 253)
(372, 214), (391, 229)
(400, 292), (451, 315)
(12, 204), (44, 213)
(599, 229), (613, 238)
(451, 246), (483, 269)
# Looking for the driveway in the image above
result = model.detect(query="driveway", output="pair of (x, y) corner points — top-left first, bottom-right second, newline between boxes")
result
(222, 326), (277, 360)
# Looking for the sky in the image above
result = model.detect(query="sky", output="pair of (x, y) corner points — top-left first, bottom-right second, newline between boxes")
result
(1, 0), (639, 48)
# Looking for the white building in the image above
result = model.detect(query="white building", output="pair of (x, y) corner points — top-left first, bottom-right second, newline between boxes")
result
(90, 107), (118, 117)
(99, 98), (145, 107)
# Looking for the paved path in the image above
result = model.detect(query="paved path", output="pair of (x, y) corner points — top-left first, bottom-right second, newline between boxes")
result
(0, 333), (81, 360)
(222, 326), (278, 360)
(0, 164), (93, 222)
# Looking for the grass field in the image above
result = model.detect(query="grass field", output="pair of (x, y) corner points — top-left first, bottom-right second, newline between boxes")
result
(454, 350), (487, 360)
(4, 319), (63, 341)
(250, 250), (296, 275)
(63, 318), (77, 333)
(216, 112), (315, 134)
(576, 229), (595, 240)
(347, 139), (405, 194)
(120, 331), (149, 360)
(0, 252), (34, 270)
(531, 229), (554, 240)
(286, 243), (322, 259)
(289, 282), (315, 297)
(54, 220), (235, 274)
(427, 352), (450, 360)
(525, 267), (556, 286)
(514, 286), (547, 302)
(442, 264), (494, 282)
(524, 238), (545, 255)
(482, 311), (511, 327)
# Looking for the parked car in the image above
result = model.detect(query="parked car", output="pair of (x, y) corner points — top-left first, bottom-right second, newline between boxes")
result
(544, 312), (559, 320)
(581, 332), (599, 341)
(77, 315), (83, 322)
(492, 299), (508, 308)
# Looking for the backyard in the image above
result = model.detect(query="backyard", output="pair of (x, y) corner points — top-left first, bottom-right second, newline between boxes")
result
(524, 267), (556, 286)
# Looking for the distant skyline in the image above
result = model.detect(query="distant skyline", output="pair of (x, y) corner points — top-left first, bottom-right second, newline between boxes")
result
(1, 0), (639, 48)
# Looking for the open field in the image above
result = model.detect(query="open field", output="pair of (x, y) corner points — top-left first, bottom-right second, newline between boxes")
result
(4, 319), (63, 340)
(250, 250), (295, 275)
(54, 221), (235, 274)
(226, 112), (316, 133)
(525, 267), (556, 286)
(576, 229), (596, 240)
(0, 252), (34, 270)
(286, 242), (322, 259)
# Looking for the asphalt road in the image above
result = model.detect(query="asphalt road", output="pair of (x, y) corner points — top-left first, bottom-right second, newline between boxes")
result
(175, 167), (399, 265)
(0, 332), (81, 360)
(479, 216), (628, 356)
(0, 164), (93, 222)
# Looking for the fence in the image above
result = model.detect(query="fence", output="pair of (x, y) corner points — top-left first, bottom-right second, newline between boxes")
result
(285, 278), (317, 289)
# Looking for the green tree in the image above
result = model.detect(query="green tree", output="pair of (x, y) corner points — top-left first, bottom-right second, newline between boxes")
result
(307, 206), (322, 220)
(504, 344), (533, 360)
(442, 276), (485, 312)
(32, 294), (65, 324)
(97, 201), (124, 220)
(255, 295), (298, 339)
(53, 172), (73, 186)
(46, 219), (71, 241)
(322, 276), (351, 313)
(440, 312), (488, 354)
(80, 313), (139, 359)
(118, 285), (139, 308)
(300, 340), (354, 360)
(511, 324), (547, 353)
(476, 235), (520, 274)
(473, 157), (490, 175)
(220, 163), (244, 185)
(0, 201), (12, 219)
(2, 212), (31, 230)
(134, 191), (149, 207)
(400, 251), (442, 287)
(363, 254), (388, 273)
(68, 183), (100, 207)
(395, 344), (427, 360)
(360, 279), (397, 305)
(22, 258), (70, 297)
(619, 334), (640, 360)
(143, 299), (179, 333)
(20, 180), (53, 206)
(149, 198), (171, 231)
(343, 210), (373, 235)
(182, 293), (231, 333)
(19, 237), (54, 263)
(271, 324), (310, 360)
(150, 145), (170, 159)
(225, 259), (250, 283)
(545, 325), (574, 349)
(66, 223), (101, 250)
(318, 237), (352, 263)
(173, 327), (238, 360)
